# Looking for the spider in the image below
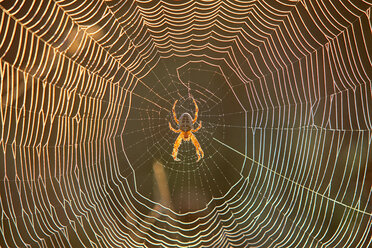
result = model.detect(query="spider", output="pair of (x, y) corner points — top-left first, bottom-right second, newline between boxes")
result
(168, 99), (204, 162)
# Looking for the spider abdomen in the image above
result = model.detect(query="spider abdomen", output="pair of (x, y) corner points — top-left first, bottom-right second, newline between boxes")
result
(179, 113), (193, 132)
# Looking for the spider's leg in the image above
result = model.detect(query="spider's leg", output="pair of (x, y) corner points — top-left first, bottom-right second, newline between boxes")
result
(191, 121), (202, 132)
(169, 122), (181, 133)
(172, 100), (179, 125)
(172, 133), (183, 161)
(190, 133), (204, 161)
(192, 99), (199, 124)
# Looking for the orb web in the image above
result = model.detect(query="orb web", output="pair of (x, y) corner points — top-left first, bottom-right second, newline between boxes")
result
(0, 0), (371, 247)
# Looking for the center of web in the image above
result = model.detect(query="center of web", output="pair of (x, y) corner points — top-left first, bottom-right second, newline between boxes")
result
(119, 60), (246, 212)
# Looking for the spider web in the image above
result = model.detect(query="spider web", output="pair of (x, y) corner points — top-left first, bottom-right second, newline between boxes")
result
(0, 0), (371, 247)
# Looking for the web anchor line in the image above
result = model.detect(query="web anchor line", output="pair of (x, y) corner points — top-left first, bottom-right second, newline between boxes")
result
(213, 138), (372, 217)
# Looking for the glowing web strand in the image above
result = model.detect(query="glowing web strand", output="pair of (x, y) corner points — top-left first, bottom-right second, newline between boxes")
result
(213, 137), (372, 217)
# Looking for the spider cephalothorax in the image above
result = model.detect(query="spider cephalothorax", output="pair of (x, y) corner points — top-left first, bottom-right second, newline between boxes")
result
(168, 99), (204, 161)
